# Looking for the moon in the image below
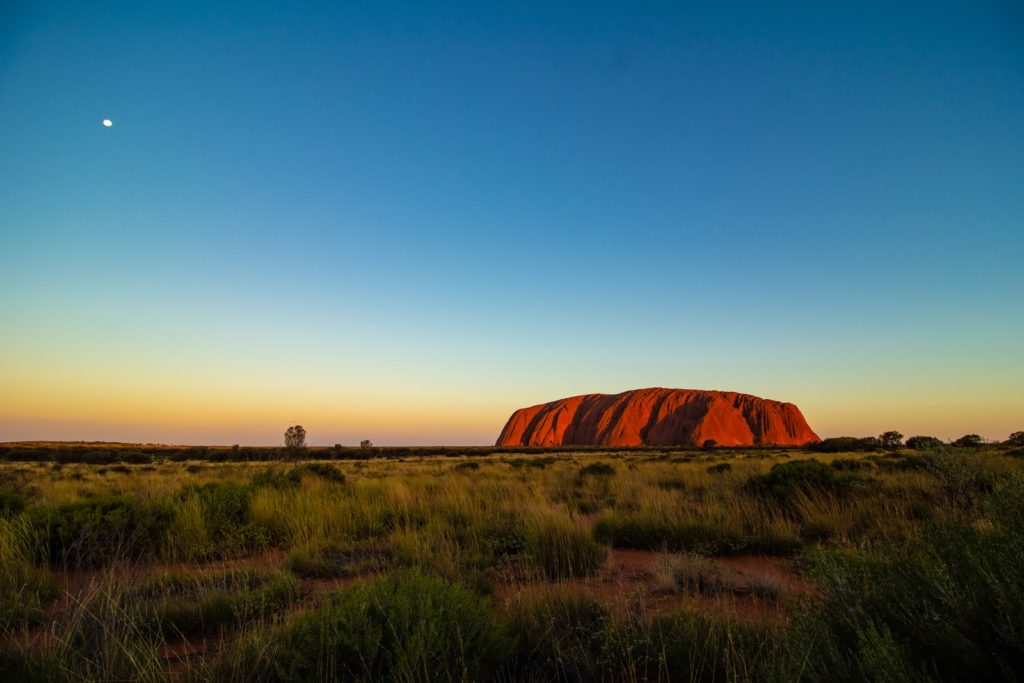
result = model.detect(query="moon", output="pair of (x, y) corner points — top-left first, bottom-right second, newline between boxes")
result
(102, 119), (113, 127)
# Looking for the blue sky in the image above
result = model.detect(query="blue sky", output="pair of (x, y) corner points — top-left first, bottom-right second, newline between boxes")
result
(1, 1), (1022, 444)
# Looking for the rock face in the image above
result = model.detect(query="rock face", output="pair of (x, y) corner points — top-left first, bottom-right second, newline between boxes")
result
(496, 388), (819, 447)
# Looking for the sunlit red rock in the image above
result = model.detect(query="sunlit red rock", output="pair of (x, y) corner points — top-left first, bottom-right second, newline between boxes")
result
(496, 388), (819, 447)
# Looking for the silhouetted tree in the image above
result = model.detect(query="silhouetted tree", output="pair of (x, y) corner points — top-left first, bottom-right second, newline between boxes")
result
(879, 431), (904, 450)
(953, 434), (984, 448)
(906, 435), (944, 451)
(285, 425), (307, 459)
(360, 439), (373, 449)
(1008, 431), (1024, 446)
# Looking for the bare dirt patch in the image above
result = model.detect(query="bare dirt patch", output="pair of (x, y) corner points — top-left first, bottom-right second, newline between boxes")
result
(493, 548), (813, 622)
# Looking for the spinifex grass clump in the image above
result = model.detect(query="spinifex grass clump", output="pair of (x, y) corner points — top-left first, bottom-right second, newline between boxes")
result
(285, 540), (391, 579)
(505, 589), (785, 682)
(642, 609), (784, 682)
(172, 481), (278, 559)
(0, 517), (58, 628)
(505, 590), (616, 681)
(228, 569), (513, 683)
(745, 458), (874, 505)
(595, 511), (746, 554)
(26, 495), (173, 568)
(251, 463), (347, 489)
(578, 462), (615, 477)
(0, 491), (26, 519)
(522, 509), (606, 579)
(131, 568), (299, 640)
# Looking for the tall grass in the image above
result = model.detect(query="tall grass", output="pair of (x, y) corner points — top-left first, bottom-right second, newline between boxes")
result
(1, 449), (1021, 681)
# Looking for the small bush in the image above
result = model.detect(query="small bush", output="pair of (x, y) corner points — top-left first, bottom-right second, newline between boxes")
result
(809, 437), (883, 453)
(0, 490), (27, 518)
(746, 459), (871, 505)
(593, 511), (790, 557)
(830, 458), (871, 471)
(906, 435), (945, 451)
(136, 569), (299, 639)
(509, 456), (557, 469)
(178, 482), (276, 557)
(505, 591), (614, 682)
(267, 570), (512, 682)
(27, 496), (173, 567)
(454, 461), (480, 471)
(294, 462), (346, 483)
(0, 519), (59, 627)
(707, 463), (732, 475)
(953, 434), (984, 448)
(190, 482), (251, 528)
(579, 462), (615, 477)
(286, 542), (389, 579)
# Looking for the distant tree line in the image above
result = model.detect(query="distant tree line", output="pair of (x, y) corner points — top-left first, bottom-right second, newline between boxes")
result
(1, 429), (1019, 464)
(810, 431), (998, 453)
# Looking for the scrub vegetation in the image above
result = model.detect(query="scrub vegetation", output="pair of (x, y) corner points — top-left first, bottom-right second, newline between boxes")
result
(1, 442), (1023, 681)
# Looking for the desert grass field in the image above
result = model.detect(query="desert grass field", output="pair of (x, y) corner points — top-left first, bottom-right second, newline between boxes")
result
(1, 444), (1023, 681)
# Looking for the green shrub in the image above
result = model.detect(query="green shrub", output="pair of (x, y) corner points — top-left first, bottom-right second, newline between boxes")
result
(294, 463), (346, 483)
(0, 490), (26, 518)
(181, 481), (275, 555)
(579, 462), (615, 477)
(594, 512), (801, 556)
(787, 478), (1024, 682)
(26, 496), (173, 567)
(250, 467), (303, 489)
(250, 464), (346, 490)
(809, 437), (882, 453)
(906, 435), (945, 451)
(871, 455), (931, 472)
(953, 434), (984, 448)
(505, 591), (615, 682)
(830, 458), (871, 471)
(0, 518), (59, 627)
(285, 542), (389, 579)
(190, 482), (251, 527)
(508, 456), (557, 469)
(136, 569), (299, 639)
(595, 514), (741, 555)
(267, 570), (512, 682)
(746, 459), (871, 505)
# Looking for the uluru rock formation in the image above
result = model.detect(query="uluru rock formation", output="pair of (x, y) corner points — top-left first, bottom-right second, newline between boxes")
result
(496, 388), (819, 447)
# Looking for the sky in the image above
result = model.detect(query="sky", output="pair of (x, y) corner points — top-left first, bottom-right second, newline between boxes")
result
(1, 1), (1022, 445)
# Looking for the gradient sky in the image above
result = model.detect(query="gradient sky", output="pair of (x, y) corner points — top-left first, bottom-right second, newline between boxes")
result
(2, 1), (1022, 445)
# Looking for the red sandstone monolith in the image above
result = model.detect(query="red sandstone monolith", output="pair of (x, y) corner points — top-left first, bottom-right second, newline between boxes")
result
(496, 388), (819, 447)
